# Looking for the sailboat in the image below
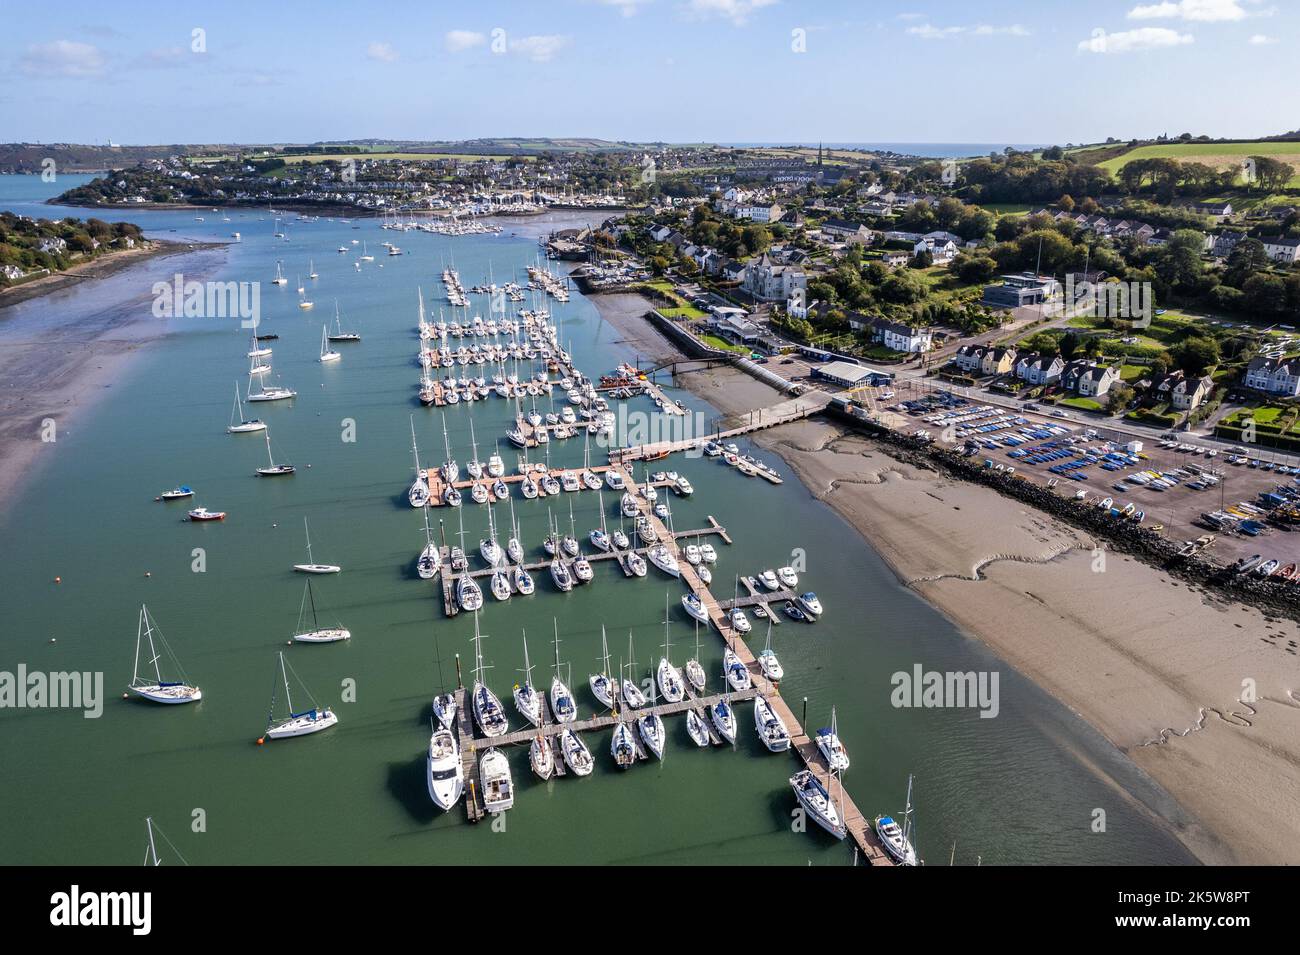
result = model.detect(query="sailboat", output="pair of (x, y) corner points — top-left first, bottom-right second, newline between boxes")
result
(470, 612), (508, 737)
(589, 625), (615, 708)
(254, 427), (295, 476)
(319, 325), (341, 363)
(417, 507), (439, 581)
(790, 768), (846, 841)
(757, 622), (783, 681)
(685, 618), (707, 694)
(141, 817), (187, 866)
(686, 708), (711, 747)
(513, 629), (543, 727)
(327, 301), (361, 342)
(227, 382), (266, 433)
(128, 605), (202, 704)
(874, 775), (919, 865)
(308, 259), (319, 280)
(560, 727), (594, 776)
(710, 661), (737, 745)
(426, 724), (464, 811)
(656, 593), (685, 703)
(637, 672), (666, 761)
(815, 706), (850, 771)
(298, 279), (314, 310)
(359, 242), (374, 262)
(408, 415), (430, 508)
(291, 578), (350, 643)
(466, 419), (484, 480)
(621, 633), (648, 708)
(723, 641), (751, 691)
(292, 518), (341, 574)
(753, 695), (791, 752)
(549, 620), (577, 723)
(529, 729), (554, 781)
(262, 652), (338, 739)
(272, 260), (288, 285)
(246, 369), (296, 403)
(611, 720), (637, 769)
(480, 501), (504, 567)
(439, 412), (458, 484)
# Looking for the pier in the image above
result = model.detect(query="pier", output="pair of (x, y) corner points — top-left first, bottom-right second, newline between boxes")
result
(614, 392), (832, 464)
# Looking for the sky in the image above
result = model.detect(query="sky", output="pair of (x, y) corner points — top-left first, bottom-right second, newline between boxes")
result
(0, 0), (1292, 146)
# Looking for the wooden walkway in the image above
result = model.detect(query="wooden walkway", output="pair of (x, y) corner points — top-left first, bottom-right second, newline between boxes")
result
(614, 391), (832, 464)
(608, 460), (893, 866)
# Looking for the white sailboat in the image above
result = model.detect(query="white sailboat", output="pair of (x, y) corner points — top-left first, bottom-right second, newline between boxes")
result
(128, 605), (202, 704)
(271, 260), (288, 285)
(560, 728), (594, 776)
(656, 593), (685, 703)
(530, 730), (554, 781)
(319, 325), (341, 363)
(790, 768), (846, 841)
(874, 775), (919, 866)
(686, 708), (711, 747)
(757, 622), (783, 682)
(589, 624), (615, 708)
(621, 632), (648, 708)
(471, 612), (508, 737)
(262, 651), (338, 739)
(227, 382), (266, 433)
(327, 301), (361, 342)
(291, 578), (350, 643)
(684, 615), (707, 693)
(815, 706), (850, 772)
(753, 695), (791, 752)
(293, 518), (341, 574)
(723, 642), (751, 691)
(637, 674), (666, 761)
(512, 630), (542, 728)
(408, 415), (430, 508)
(611, 720), (637, 769)
(549, 620), (577, 724)
(417, 506), (438, 580)
(439, 412), (459, 484)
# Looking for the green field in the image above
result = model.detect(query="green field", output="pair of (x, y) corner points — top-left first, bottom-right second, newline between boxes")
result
(1097, 140), (1300, 182)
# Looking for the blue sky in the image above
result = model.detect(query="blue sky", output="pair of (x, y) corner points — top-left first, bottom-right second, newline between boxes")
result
(0, 0), (1291, 145)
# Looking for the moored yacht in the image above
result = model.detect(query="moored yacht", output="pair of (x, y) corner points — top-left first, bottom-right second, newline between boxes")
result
(426, 727), (464, 811)
(790, 769), (846, 840)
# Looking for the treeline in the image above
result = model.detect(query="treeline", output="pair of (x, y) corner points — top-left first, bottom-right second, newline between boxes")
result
(0, 212), (144, 283)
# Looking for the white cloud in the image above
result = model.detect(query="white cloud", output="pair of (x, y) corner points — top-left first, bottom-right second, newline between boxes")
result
(366, 41), (399, 62)
(681, 0), (779, 27)
(20, 40), (108, 77)
(1079, 26), (1194, 52)
(508, 34), (571, 62)
(908, 23), (1030, 39)
(444, 30), (487, 53)
(594, 0), (652, 16)
(1127, 0), (1249, 21)
(1249, 32), (1278, 43)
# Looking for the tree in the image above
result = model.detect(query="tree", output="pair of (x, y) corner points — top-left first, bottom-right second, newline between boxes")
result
(1106, 384), (1135, 413)
(1170, 334), (1220, 375)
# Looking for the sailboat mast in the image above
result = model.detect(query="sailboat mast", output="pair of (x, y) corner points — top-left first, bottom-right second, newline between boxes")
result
(279, 652), (293, 713)
(133, 605), (145, 684)
(145, 818), (160, 867)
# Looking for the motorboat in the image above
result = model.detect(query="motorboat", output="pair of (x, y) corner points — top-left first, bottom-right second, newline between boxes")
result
(784, 601), (809, 622)
(683, 544), (702, 565)
(758, 569), (780, 591)
(187, 507), (226, 522)
(757, 624), (783, 681)
(729, 608), (752, 634)
(797, 592), (823, 617)
(572, 554), (593, 583)
(699, 543), (718, 564)
(426, 728), (464, 811)
(158, 486), (194, 501)
(479, 749), (514, 814)
(777, 566), (799, 588)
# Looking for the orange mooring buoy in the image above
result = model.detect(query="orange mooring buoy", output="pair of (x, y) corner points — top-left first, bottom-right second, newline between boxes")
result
(256, 737), (265, 746)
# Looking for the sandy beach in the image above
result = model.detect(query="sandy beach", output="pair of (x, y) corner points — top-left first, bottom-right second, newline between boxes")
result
(590, 292), (1300, 864)
(0, 240), (227, 506)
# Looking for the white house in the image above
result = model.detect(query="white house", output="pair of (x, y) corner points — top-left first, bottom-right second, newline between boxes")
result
(1244, 356), (1300, 396)
(1015, 353), (1065, 386)
(1262, 236), (1300, 265)
(743, 253), (807, 301)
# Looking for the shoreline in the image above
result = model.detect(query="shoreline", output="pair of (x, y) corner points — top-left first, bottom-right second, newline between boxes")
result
(0, 240), (229, 509)
(0, 240), (209, 310)
(587, 290), (1300, 865)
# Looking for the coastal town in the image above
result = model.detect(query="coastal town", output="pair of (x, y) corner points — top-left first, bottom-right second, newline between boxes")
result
(3, 2), (1299, 927)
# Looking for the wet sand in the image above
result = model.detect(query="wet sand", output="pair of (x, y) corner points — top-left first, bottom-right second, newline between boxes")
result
(590, 293), (1300, 864)
(0, 241), (228, 506)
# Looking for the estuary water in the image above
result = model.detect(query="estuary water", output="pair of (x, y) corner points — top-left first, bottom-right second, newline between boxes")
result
(0, 175), (1194, 865)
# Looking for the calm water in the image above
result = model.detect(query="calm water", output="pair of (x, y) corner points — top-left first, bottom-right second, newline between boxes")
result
(0, 176), (1194, 865)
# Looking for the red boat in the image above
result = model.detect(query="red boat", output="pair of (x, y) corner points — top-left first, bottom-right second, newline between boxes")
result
(187, 507), (227, 522)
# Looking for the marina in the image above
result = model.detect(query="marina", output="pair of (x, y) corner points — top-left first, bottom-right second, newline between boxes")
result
(0, 174), (1198, 867)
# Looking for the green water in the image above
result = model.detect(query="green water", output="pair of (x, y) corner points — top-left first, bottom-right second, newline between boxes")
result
(0, 177), (1196, 865)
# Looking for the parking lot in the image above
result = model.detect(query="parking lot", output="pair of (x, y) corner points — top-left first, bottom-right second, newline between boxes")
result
(889, 390), (1300, 570)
